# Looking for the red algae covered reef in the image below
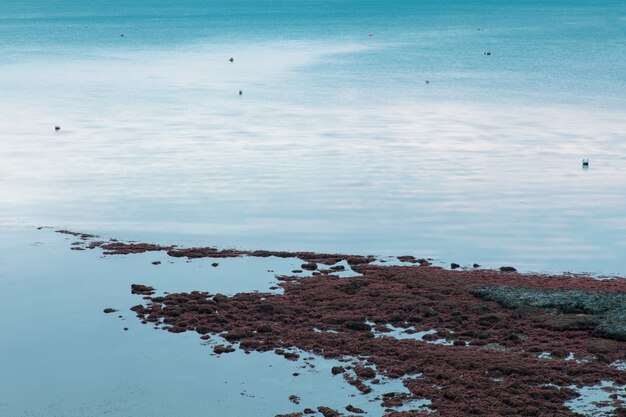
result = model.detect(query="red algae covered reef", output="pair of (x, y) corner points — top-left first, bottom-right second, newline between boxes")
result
(129, 264), (626, 416)
(57, 230), (626, 416)
(57, 230), (376, 266)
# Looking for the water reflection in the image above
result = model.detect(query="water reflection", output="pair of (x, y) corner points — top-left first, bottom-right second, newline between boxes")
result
(2, 86), (626, 275)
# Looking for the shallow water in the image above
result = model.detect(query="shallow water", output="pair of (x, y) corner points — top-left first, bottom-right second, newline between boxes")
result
(0, 228), (408, 417)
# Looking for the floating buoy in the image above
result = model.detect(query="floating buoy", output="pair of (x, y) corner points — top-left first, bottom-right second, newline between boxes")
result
(55, 126), (61, 131)
(229, 57), (234, 62)
(582, 158), (589, 167)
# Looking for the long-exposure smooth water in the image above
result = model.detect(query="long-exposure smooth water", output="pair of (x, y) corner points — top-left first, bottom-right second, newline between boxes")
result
(1, 0), (626, 415)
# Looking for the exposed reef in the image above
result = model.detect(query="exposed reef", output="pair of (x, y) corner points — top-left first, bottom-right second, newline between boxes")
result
(59, 230), (375, 266)
(58, 230), (626, 416)
(129, 265), (625, 416)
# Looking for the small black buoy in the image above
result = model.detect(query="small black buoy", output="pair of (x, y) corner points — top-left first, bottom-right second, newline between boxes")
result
(239, 90), (243, 95)
(55, 126), (61, 131)
(229, 57), (234, 62)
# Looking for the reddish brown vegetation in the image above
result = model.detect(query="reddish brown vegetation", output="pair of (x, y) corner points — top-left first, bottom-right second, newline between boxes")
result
(56, 230), (97, 240)
(130, 264), (625, 416)
(62, 233), (376, 267)
(55, 231), (625, 416)
(130, 284), (155, 296)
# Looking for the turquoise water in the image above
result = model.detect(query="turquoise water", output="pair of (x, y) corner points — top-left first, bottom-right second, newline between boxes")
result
(1, 1), (626, 415)
(1, 0), (626, 275)
(2, 0), (626, 274)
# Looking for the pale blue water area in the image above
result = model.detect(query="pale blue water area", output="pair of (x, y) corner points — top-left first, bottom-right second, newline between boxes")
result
(0, 227), (410, 416)
(0, 0), (626, 275)
(1, 0), (626, 415)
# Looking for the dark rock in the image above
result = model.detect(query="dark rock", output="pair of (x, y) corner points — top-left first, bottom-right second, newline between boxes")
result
(345, 405), (364, 414)
(479, 313), (505, 325)
(317, 406), (341, 417)
(345, 321), (371, 331)
(213, 344), (236, 354)
(103, 308), (118, 314)
(301, 262), (317, 271)
(354, 366), (376, 379)
(131, 284), (156, 296)
(256, 324), (273, 333)
(258, 303), (274, 313)
(331, 366), (345, 375)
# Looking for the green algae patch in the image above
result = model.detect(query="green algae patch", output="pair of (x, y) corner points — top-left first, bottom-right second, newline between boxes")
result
(472, 286), (626, 340)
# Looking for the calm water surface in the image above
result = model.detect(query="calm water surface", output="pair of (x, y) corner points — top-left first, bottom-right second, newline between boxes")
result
(1, 0), (626, 415)
(1, 0), (626, 273)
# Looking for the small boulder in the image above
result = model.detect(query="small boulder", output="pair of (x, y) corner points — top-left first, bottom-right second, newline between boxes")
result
(331, 366), (345, 375)
(301, 262), (317, 271)
(346, 405), (365, 414)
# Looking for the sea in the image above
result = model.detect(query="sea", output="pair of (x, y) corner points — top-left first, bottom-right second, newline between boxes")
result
(0, 0), (625, 415)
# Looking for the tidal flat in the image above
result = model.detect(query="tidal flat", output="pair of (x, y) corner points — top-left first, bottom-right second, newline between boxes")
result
(19, 228), (624, 417)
